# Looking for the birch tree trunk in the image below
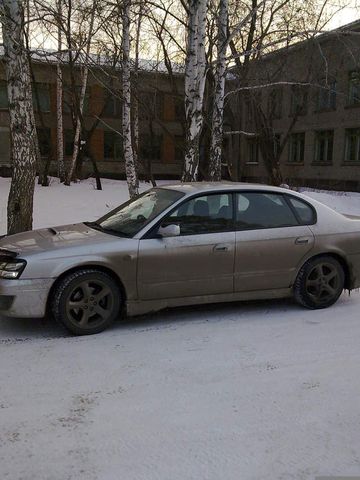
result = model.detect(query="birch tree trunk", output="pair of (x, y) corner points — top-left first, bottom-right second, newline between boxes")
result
(208, 0), (228, 181)
(132, 3), (142, 189)
(0, 0), (37, 234)
(66, 1), (96, 185)
(122, 0), (139, 198)
(24, 0), (44, 186)
(56, 0), (65, 182)
(182, 0), (208, 182)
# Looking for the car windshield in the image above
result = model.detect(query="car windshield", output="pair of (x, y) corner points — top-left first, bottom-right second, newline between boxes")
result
(92, 188), (184, 237)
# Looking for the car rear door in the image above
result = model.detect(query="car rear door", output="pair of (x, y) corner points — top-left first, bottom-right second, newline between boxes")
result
(137, 192), (236, 300)
(234, 192), (315, 292)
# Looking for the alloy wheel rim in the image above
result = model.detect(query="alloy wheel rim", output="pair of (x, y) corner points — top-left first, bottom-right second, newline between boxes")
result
(65, 279), (114, 328)
(305, 262), (340, 304)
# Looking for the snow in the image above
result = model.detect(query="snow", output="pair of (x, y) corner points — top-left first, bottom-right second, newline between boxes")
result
(0, 177), (173, 236)
(1, 178), (360, 480)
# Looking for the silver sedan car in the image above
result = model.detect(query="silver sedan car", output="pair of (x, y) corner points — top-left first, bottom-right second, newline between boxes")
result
(0, 183), (359, 335)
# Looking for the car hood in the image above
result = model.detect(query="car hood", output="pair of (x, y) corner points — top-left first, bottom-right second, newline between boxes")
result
(0, 223), (120, 257)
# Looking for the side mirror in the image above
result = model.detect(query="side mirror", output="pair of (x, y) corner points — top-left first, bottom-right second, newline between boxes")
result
(157, 224), (180, 238)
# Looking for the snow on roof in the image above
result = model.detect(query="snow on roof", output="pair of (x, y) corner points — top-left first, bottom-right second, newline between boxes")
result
(0, 45), (185, 76)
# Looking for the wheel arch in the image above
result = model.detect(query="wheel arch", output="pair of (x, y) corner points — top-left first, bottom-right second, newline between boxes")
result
(46, 264), (127, 316)
(297, 252), (352, 290)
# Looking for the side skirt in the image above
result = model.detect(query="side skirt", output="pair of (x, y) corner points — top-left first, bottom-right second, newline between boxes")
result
(126, 288), (293, 317)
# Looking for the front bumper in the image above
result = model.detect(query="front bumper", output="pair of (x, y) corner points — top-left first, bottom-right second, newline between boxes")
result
(0, 278), (54, 318)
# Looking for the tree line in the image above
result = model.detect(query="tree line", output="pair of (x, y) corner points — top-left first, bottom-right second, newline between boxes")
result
(0, 0), (345, 233)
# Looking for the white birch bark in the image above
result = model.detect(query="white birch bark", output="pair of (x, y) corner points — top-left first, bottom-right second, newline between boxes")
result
(209, 0), (228, 180)
(122, 0), (138, 198)
(0, 0), (37, 234)
(132, 3), (142, 188)
(67, 1), (96, 184)
(56, 0), (65, 181)
(182, 0), (208, 182)
(24, 1), (44, 184)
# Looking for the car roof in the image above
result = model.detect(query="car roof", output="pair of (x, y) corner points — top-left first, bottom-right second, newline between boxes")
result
(160, 182), (295, 195)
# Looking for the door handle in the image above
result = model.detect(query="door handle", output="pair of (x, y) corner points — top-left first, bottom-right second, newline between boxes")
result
(213, 244), (229, 252)
(295, 237), (310, 245)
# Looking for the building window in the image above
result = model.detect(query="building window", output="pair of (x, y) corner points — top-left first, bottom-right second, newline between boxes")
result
(63, 86), (90, 115)
(245, 92), (262, 123)
(246, 137), (259, 164)
(32, 83), (51, 112)
(288, 133), (305, 164)
(103, 90), (122, 118)
(139, 91), (164, 120)
(104, 131), (123, 160)
(348, 71), (360, 105)
(345, 128), (360, 164)
(290, 85), (308, 116)
(37, 128), (51, 156)
(268, 88), (282, 119)
(314, 130), (333, 164)
(0, 81), (8, 109)
(317, 80), (336, 111)
(140, 133), (162, 161)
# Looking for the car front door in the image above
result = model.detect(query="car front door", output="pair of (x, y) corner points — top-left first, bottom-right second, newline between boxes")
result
(137, 193), (235, 300)
(234, 192), (315, 292)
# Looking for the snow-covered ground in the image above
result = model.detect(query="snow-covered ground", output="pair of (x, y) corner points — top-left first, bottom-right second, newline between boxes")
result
(0, 177), (171, 235)
(1, 177), (360, 480)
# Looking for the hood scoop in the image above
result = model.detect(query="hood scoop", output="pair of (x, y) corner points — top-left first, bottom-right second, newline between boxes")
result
(38, 227), (61, 238)
(0, 248), (18, 259)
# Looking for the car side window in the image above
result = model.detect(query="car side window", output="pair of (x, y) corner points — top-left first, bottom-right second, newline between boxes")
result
(162, 193), (233, 235)
(287, 196), (315, 225)
(236, 192), (298, 230)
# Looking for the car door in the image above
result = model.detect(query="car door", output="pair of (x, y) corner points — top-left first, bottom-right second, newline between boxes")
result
(234, 192), (315, 292)
(137, 192), (236, 300)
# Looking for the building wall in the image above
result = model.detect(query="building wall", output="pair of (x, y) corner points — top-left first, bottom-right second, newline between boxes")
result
(2, 27), (360, 189)
(0, 60), (185, 178)
(231, 26), (360, 191)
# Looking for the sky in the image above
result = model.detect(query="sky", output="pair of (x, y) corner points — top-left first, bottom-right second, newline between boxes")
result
(8, 1), (359, 56)
(327, 1), (360, 29)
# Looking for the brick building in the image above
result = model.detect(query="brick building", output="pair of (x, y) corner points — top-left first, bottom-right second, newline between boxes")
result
(2, 20), (360, 189)
(230, 20), (360, 191)
(0, 53), (186, 178)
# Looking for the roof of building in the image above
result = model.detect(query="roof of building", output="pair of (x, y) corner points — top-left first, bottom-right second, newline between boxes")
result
(0, 45), (185, 76)
(259, 18), (360, 62)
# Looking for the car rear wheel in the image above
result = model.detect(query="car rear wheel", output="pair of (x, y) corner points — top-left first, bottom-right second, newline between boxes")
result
(294, 256), (345, 309)
(51, 269), (122, 335)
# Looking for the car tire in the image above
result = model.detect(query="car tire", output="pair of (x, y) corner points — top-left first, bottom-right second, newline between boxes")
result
(51, 269), (122, 335)
(294, 256), (345, 309)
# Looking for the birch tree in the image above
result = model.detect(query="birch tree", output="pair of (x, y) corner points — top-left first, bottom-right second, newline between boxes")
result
(66, 0), (97, 184)
(122, 0), (138, 198)
(56, 0), (65, 182)
(208, 0), (228, 180)
(131, 1), (143, 188)
(0, 0), (37, 234)
(182, 0), (208, 182)
(225, 0), (337, 185)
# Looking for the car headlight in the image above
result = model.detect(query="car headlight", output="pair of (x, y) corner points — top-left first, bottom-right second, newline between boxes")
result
(0, 260), (26, 279)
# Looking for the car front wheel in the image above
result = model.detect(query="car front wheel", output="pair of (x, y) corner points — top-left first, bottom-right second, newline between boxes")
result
(51, 269), (122, 335)
(294, 256), (345, 309)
